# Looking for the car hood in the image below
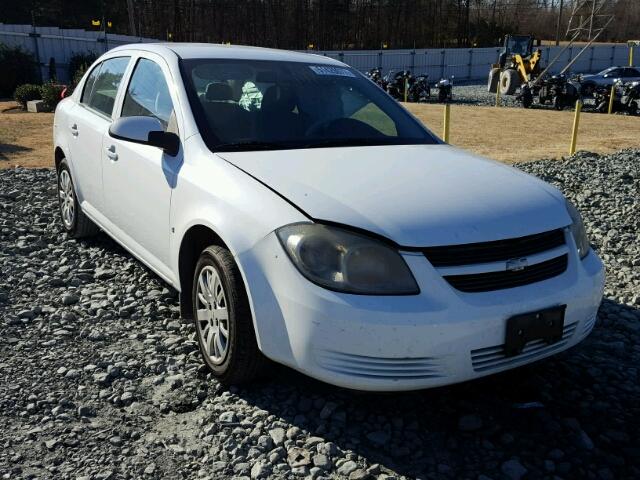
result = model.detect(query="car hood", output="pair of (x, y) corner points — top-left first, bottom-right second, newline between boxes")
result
(217, 144), (571, 247)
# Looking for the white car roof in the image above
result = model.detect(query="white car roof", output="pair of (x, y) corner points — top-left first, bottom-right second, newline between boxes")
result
(109, 42), (343, 65)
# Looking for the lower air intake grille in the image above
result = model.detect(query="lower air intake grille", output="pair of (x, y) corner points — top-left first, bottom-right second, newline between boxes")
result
(316, 350), (444, 380)
(444, 254), (568, 293)
(471, 322), (577, 372)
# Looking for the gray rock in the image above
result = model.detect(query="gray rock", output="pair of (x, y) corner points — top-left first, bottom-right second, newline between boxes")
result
(337, 461), (359, 476)
(501, 459), (527, 480)
(269, 427), (286, 445)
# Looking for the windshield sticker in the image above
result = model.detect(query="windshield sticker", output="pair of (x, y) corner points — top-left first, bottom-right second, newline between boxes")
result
(309, 66), (356, 77)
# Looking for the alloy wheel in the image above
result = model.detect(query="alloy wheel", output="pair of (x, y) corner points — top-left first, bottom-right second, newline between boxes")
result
(196, 265), (230, 364)
(59, 169), (75, 228)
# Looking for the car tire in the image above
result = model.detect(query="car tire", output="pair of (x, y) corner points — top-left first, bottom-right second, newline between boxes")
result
(192, 245), (268, 385)
(500, 69), (519, 96)
(57, 158), (99, 238)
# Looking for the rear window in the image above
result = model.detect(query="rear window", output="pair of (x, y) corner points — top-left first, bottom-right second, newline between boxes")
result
(81, 57), (130, 117)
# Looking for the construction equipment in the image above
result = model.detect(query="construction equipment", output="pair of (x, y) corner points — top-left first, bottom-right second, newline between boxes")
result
(488, 35), (542, 96)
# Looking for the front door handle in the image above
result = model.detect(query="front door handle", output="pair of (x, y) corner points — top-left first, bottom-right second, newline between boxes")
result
(70, 124), (78, 136)
(105, 145), (118, 161)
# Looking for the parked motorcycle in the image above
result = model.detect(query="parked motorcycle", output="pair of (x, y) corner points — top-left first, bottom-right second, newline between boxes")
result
(536, 74), (580, 110)
(365, 68), (386, 90)
(434, 76), (454, 103)
(594, 80), (640, 115)
(408, 75), (431, 102)
(384, 70), (413, 101)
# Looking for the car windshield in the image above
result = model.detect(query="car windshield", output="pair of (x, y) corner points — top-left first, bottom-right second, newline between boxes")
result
(597, 67), (617, 75)
(180, 59), (438, 151)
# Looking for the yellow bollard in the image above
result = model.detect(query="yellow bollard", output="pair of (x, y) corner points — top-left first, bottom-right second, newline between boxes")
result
(495, 85), (501, 107)
(404, 77), (408, 103)
(608, 84), (616, 114)
(443, 104), (451, 143)
(630, 46), (634, 67)
(569, 100), (582, 155)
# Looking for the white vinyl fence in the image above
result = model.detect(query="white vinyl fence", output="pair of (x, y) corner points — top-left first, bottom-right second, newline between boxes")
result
(0, 23), (632, 84)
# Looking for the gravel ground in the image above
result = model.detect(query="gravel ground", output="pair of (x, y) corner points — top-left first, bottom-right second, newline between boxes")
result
(452, 83), (521, 108)
(1, 150), (639, 480)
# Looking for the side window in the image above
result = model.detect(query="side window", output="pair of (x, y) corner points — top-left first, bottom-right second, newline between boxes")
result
(81, 63), (102, 105)
(85, 57), (130, 117)
(121, 58), (176, 132)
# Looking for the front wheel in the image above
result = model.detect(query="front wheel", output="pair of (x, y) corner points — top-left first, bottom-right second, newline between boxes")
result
(57, 159), (98, 238)
(193, 245), (267, 385)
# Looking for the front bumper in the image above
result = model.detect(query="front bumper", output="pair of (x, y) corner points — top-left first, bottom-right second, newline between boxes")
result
(237, 233), (605, 391)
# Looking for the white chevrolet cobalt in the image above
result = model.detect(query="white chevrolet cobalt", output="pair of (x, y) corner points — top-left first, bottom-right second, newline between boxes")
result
(53, 44), (605, 391)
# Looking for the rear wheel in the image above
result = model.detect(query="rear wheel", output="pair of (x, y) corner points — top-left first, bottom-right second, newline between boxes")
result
(57, 159), (98, 238)
(488, 68), (500, 93)
(553, 95), (564, 110)
(500, 69), (520, 96)
(193, 245), (267, 385)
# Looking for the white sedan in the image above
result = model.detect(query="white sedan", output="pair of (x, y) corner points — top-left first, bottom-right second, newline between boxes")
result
(53, 43), (605, 391)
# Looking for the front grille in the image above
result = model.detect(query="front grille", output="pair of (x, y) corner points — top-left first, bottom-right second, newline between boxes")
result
(470, 322), (577, 372)
(444, 254), (568, 293)
(423, 229), (565, 267)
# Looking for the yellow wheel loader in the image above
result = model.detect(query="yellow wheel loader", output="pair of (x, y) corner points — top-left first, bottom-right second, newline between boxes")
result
(488, 35), (542, 95)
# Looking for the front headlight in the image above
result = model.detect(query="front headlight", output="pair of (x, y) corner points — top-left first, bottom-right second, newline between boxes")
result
(566, 200), (590, 259)
(276, 223), (419, 295)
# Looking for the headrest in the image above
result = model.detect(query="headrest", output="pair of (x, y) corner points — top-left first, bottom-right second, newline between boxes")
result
(205, 82), (233, 101)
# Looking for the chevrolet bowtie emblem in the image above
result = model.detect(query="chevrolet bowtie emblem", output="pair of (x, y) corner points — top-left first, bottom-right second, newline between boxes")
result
(506, 257), (528, 272)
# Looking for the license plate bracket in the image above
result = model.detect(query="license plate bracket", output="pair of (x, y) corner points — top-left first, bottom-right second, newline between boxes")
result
(504, 305), (566, 357)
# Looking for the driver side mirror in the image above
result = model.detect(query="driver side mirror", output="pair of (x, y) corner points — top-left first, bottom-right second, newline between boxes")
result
(109, 116), (180, 157)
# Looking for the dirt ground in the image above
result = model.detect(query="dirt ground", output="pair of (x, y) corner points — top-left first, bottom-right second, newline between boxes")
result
(405, 102), (640, 162)
(0, 101), (54, 168)
(1, 99), (639, 168)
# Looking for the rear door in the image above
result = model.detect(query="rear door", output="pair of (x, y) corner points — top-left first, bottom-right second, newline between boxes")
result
(68, 56), (130, 213)
(101, 53), (183, 274)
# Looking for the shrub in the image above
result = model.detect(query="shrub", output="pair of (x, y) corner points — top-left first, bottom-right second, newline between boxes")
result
(13, 83), (41, 108)
(68, 52), (97, 82)
(0, 43), (39, 97)
(65, 62), (91, 97)
(40, 82), (65, 111)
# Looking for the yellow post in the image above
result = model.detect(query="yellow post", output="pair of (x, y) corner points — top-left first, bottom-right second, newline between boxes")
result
(443, 104), (451, 143)
(569, 100), (582, 155)
(495, 85), (501, 107)
(404, 77), (408, 102)
(608, 84), (616, 114)
(630, 46), (634, 67)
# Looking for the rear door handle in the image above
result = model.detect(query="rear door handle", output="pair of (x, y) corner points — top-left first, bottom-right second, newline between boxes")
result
(70, 124), (78, 136)
(105, 145), (118, 161)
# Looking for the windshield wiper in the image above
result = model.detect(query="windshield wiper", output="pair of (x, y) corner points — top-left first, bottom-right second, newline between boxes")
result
(215, 141), (288, 152)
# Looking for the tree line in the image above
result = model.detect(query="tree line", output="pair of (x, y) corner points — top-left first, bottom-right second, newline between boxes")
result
(2, 0), (639, 50)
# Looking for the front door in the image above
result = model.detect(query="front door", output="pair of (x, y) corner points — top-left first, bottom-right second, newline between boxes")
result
(101, 55), (182, 274)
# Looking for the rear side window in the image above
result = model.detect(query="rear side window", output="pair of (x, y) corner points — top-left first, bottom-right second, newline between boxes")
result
(81, 57), (130, 117)
(81, 63), (102, 104)
(121, 58), (176, 132)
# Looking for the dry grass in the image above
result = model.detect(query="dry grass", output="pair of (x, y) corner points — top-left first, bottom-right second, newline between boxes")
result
(405, 103), (640, 162)
(0, 101), (54, 168)
(1, 99), (639, 169)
